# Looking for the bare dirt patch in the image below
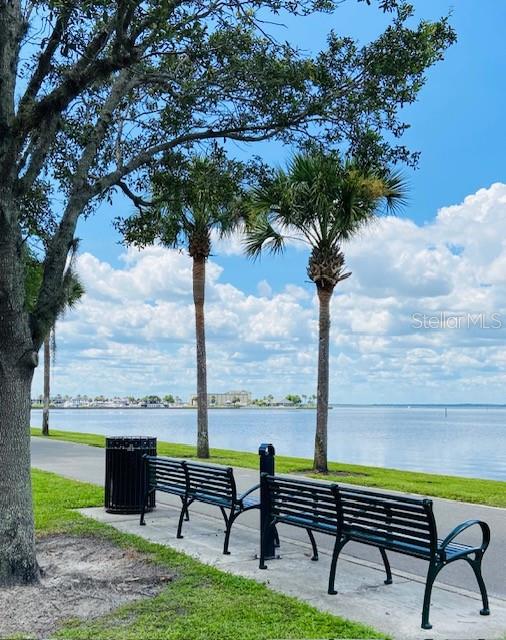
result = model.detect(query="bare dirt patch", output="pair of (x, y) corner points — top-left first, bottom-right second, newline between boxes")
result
(0, 534), (172, 639)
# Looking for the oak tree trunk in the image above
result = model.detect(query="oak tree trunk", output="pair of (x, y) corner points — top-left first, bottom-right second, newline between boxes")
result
(193, 257), (209, 458)
(0, 217), (39, 585)
(42, 334), (50, 436)
(313, 285), (334, 473)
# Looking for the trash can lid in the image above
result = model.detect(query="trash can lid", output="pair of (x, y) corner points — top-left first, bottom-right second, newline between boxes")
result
(106, 436), (157, 449)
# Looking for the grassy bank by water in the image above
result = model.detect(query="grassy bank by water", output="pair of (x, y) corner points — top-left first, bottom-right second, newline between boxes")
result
(32, 428), (506, 508)
(33, 468), (382, 639)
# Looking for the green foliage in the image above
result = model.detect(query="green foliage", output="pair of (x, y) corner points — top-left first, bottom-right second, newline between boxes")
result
(286, 394), (302, 404)
(144, 395), (162, 404)
(4, 0), (456, 345)
(245, 151), (407, 288)
(117, 150), (264, 259)
(32, 429), (506, 508)
(19, 180), (56, 242)
(23, 248), (43, 313)
(32, 469), (383, 639)
(163, 394), (175, 404)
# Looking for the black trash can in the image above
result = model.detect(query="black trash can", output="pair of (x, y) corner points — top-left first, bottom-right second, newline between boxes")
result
(104, 436), (157, 514)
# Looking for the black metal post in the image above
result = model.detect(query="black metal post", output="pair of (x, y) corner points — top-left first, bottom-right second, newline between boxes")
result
(259, 443), (276, 560)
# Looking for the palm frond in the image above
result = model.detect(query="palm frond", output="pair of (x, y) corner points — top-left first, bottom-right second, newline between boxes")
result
(382, 169), (409, 215)
(244, 151), (409, 268)
(57, 268), (85, 320)
(243, 213), (285, 260)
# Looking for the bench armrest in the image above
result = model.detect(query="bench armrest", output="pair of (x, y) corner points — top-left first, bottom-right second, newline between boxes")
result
(439, 519), (490, 554)
(238, 483), (261, 501)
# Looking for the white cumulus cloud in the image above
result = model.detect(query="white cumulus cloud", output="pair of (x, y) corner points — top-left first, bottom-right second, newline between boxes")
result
(32, 183), (506, 404)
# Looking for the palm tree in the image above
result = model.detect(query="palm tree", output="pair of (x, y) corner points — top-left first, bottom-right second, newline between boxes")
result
(23, 245), (84, 435)
(41, 273), (85, 436)
(120, 152), (251, 458)
(245, 152), (406, 472)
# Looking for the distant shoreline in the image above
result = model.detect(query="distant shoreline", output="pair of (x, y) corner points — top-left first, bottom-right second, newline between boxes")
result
(30, 405), (318, 410)
(30, 403), (506, 410)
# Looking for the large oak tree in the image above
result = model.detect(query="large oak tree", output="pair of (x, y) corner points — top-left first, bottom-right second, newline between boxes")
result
(0, 0), (454, 585)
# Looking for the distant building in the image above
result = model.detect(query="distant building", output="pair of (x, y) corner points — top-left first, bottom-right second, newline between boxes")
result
(53, 394), (65, 406)
(271, 397), (295, 407)
(190, 390), (252, 407)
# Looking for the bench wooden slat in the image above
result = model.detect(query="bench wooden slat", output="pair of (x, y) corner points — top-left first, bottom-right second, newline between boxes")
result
(185, 462), (232, 475)
(341, 506), (431, 530)
(271, 492), (338, 512)
(346, 522), (433, 546)
(339, 486), (430, 506)
(270, 483), (337, 499)
(276, 514), (338, 533)
(339, 493), (430, 515)
(186, 470), (231, 483)
(343, 516), (431, 540)
(342, 505), (431, 528)
(187, 476), (233, 491)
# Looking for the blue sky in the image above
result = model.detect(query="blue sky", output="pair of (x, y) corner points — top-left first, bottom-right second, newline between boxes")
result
(37, 1), (506, 402)
(79, 0), (506, 290)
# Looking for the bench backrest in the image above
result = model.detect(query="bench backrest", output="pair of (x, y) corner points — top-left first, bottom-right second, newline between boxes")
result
(262, 474), (341, 534)
(185, 460), (237, 504)
(144, 455), (188, 492)
(339, 486), (438, 558)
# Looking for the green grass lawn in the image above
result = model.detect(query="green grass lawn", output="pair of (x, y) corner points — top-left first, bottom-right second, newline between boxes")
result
(32, 427), (506, 508)
(33, 468), (383, 639)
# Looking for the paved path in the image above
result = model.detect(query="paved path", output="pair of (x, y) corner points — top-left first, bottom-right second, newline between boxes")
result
(31, 437), (506, 599)
(80, 503), (506, 640)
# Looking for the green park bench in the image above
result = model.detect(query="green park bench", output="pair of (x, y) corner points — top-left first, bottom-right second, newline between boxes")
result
(140, 455), (261, 554)
(259, 474), (491, 630)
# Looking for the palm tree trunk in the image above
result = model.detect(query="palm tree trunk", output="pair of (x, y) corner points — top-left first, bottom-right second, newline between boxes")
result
(42, 333), (50, 436)
(193, 256), (209, 458)
(314, 285), (333, 473)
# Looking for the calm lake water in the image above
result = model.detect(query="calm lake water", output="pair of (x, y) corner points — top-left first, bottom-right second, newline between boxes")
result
(31, 406), (506, 481)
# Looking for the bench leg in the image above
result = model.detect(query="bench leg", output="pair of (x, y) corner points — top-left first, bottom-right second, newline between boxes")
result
(305, 528), (318, 561)
(421, 562), (441, 630)
(139, 489), (151, 526)
(180, 497), (190, 521)
(274, 525), (280, 548)
(177, 499), (190, 539)
(467, 554), (490, 616)
(220, 506), (229, 529)
(328, 537), (348, 595)
(222, 509), (234, 555)
(380, 548), (392, 585)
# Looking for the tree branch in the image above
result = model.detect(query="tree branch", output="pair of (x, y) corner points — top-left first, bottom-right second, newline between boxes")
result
(15, 4), (138, 144)
(29, 69), (138, 344)
(90, 120), (305, 197)
(15, 114), (61, 194)
(17, 10), (71, 111)
(75, 69), (138, 184)
(116, 181), (153, 209)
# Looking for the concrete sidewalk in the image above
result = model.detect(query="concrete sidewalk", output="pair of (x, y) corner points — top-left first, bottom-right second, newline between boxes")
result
(32, 437), (506, 638)
(81, 503), (506, 640)
(31, 437), (506, 598)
